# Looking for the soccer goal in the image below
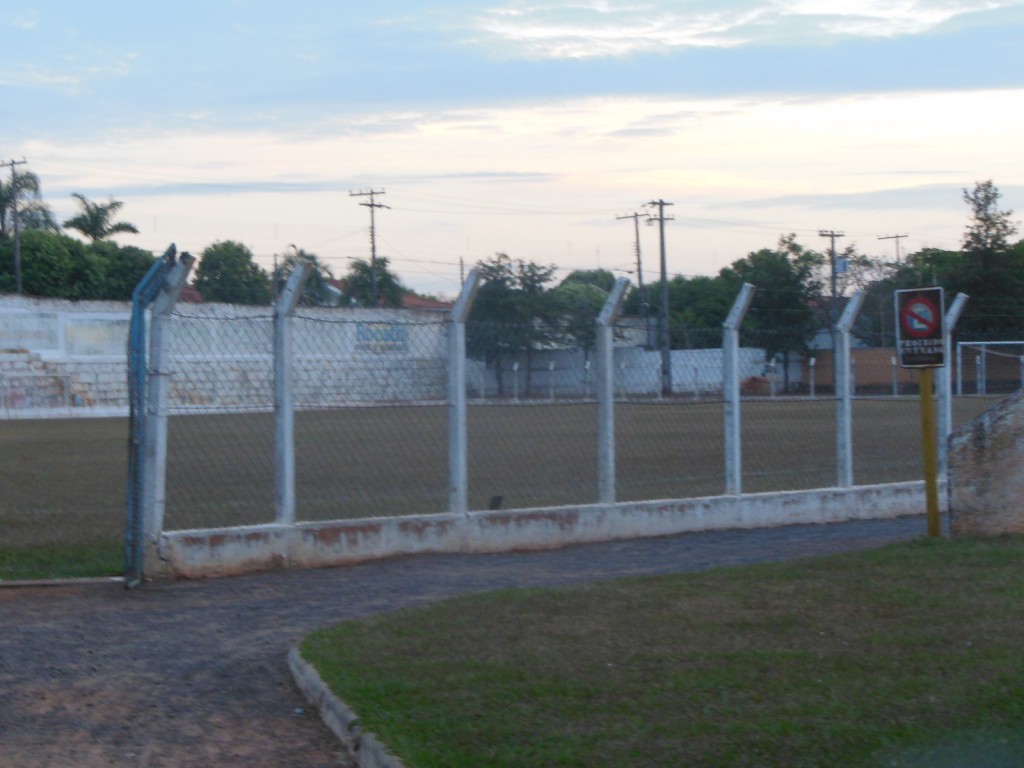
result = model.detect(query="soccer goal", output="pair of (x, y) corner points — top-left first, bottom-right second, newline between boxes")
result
(956, 341), (1024, 395)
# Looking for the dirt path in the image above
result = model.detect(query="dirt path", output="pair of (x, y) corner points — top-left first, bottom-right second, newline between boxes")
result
(1, 516), (927, 767)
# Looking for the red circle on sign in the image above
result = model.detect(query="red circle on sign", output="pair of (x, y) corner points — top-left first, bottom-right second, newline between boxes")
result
(901, 295), (940, 338)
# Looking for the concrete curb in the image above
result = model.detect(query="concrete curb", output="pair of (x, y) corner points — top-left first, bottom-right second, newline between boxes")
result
(287, 646), (406, 768)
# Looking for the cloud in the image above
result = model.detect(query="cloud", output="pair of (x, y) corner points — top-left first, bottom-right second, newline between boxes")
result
(3, 48), (140, 93)
(471, 3), (765, 58)
(0, 68), (82, 88)
(468, 0), (1024, 58)
(9, 14), (37, 30)
(737, 183), (1024, 212)
(70, 170), (556, 200)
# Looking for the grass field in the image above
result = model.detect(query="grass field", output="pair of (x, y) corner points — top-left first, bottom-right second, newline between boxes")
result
(0, 396), (1001, 580)
(301, 537), (1024, 768)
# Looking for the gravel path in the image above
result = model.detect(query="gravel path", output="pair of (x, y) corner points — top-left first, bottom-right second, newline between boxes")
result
(1, 516), (928, 767)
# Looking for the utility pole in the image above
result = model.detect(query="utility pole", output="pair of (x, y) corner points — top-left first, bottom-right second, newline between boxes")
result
(819, 230), (845, 392)
(2, 158), (28, 295)
(878, 233), (908, 264)
(647, 199), (674, 396)
(617, 211), (651, 347)
(349, 189), (389, 305)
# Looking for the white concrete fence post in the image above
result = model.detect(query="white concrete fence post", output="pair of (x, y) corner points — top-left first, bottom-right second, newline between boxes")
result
(274, 260), (314, 526)
(723, 283), (755, 496)
(938, 293), (968, 480)
(835, 290), (865, 489)
(956, 342), (963, 396)
(449, 269), (481, 514)
(596, 277), (630, 504)
(141, 253), (195, 571)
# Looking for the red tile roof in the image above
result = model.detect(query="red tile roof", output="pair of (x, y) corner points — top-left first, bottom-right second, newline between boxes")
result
(401, 294), (452, 310)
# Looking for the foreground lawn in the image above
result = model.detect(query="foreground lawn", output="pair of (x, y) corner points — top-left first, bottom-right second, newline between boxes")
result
(302, 537), (1024, 768)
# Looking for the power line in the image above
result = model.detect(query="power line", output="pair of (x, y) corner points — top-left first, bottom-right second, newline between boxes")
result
(617, 211), (652, 347)
(646, 199), (674, 395)
(878, 233), (908, 264)
(1, 158), (29, 294)
(819, 229), (845, 390)
(819, 231), (843, 321)
(349, 189), (389, 305)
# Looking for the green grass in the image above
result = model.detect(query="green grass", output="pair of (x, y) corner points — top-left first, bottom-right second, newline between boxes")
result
(0, 396), (1002, 580)
(301, 537), (1024, 768)
(0, 416), (127, 580)
(0, 540), (121, 581)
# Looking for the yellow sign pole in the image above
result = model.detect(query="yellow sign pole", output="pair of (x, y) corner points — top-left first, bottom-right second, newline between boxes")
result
(918, 367), (940, 537)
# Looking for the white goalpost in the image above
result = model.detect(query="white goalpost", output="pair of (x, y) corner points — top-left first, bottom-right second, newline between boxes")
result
(956, 341), (1024, 395)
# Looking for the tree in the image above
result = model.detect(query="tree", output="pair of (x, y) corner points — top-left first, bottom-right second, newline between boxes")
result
(559, 268), (617, 292)
(553, 268), (619, 353)
(342, 256), (405, 307)
(90, 240), (156, 300)
(0, 169), (57, 240)
(855, 245), (965, 345)
(467, 253), (559, 396)
(0, 231), (162, 301)
(962, 180), (1017, 259)
(273, 248), (337, 306)
(63, 193), (139, 242)
(719, 235), (823, 388)
(0, 230), (102, 299)
(668, 274), (737, 349)
(193, 241), (272, 305)
(953, 180), (1023, 336)
(877, 183), (1024, 338)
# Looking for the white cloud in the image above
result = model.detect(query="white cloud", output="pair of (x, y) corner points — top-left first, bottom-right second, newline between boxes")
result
(10, 17), (37, 30)
(21, 85), (1021, 291)
(471, 0), (1024, 58)
(474, 4), (764, 57)
(0, 68), (80, 88)
(782, 0), (1019, 37)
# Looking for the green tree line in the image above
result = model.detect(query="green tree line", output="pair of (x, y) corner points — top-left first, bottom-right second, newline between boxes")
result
(0, 172), (154, 299)
(4, 169), (1021, 358)
(462, 181), (1022, 394)
(0, 168), (423, 305)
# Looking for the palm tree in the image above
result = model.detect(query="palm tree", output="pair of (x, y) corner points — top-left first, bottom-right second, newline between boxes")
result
(272, 247), (338, 306)
(63, 193), (139, 241)
(343, 256), (406, 307)
(0, 170), (57, 240)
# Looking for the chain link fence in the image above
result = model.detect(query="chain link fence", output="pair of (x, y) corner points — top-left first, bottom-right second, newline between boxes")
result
(0, 288), (1014, 580)
(161, 308), (452, 530)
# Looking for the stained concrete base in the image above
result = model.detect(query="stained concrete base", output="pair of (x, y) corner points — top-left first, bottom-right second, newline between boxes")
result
(155, 481), (934, 579)
(949, 389), (1024, 536)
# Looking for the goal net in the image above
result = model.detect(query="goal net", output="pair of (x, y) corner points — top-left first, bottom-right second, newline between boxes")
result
(956, 341), (1024, 395)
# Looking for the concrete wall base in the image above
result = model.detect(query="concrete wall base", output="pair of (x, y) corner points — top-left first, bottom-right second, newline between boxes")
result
(155, 482), (933, 579)
(949, 389), (1024, 536)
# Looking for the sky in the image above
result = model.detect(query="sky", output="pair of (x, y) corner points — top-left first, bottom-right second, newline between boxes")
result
(2, 1), (1023, 297)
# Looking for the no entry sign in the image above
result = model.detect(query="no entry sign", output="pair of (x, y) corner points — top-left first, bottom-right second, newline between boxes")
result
(895, 287), (945, 367)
